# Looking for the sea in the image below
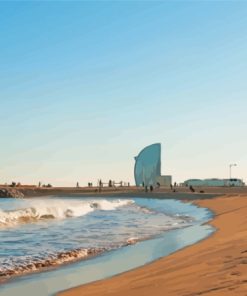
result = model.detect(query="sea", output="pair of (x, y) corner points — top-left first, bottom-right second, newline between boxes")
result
(0, 196), (214, 296)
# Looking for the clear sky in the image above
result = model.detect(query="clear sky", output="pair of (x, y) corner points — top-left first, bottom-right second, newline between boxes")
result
(0, 1), (247, 186)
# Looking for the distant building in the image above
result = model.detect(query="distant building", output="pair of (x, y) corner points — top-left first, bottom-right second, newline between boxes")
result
(134, 143), (172, 186)
(184, 178), (245, 187)
(156, 175), (172, 187)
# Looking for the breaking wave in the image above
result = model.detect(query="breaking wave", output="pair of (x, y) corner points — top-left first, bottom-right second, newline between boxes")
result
(0, 199), (134, 227)
(0, 197), (195, 282)
(0, 247), (105, 279)
(0, 237), (143, 279)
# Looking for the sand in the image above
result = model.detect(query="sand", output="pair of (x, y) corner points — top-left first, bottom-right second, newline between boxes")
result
(58, 194), (247, 296)
(2, 184), (247, 198)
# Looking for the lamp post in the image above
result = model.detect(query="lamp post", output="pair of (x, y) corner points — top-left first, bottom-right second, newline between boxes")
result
(229, 163), (237, 179)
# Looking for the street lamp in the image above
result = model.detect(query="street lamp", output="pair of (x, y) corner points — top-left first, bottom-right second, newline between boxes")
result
(229, 163), (237, 179)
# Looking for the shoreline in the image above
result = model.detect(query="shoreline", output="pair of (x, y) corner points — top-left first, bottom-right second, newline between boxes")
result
(58, 194), (247, 296)
(0, 196), (213, 296)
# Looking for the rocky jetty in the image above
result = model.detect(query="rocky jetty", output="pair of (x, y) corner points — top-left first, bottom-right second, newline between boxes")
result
(0, 188), (24, 198)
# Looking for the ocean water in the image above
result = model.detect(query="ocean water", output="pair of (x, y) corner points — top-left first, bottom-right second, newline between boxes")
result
(0, 196), (214, 296)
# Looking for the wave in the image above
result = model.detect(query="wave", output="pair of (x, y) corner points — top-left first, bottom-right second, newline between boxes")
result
(0, 199), (134, 227)
(0, 247), (106, 279)
(0, 198), (194, 282)
(0, 237), (141, 279)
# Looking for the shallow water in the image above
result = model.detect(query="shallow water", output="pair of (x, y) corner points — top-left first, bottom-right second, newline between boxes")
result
(0, 197), (214, 296)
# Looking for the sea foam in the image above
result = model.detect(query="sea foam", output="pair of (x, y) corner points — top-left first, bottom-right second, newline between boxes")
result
(0, 199), (134, 227)
(0, 197), (192, 282)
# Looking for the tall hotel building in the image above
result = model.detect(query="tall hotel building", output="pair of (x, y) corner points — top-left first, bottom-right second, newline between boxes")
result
(134, 143), (171, 187)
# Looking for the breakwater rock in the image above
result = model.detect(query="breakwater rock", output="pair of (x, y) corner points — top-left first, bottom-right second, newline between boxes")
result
(0, 188), (24, 198)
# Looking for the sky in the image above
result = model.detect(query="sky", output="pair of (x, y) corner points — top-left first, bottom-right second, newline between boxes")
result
(0, 1), (247, 186)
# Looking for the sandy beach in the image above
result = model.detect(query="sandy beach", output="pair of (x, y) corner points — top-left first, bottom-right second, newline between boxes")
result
(2, 184), (247, 199)
(59, 194), (247, 296)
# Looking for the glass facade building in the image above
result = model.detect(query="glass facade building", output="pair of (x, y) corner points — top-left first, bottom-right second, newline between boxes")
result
(134, 143), (161, 186)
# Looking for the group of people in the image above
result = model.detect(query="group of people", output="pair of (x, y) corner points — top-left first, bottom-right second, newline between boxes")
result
(144, 185), (154, 192)
(76, 180), (131, 188)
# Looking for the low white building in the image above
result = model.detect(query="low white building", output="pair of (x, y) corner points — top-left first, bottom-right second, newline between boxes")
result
(184, 178), (245, 187)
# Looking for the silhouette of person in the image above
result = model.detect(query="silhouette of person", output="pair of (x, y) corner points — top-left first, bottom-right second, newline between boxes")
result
(189, 185), (195, 192)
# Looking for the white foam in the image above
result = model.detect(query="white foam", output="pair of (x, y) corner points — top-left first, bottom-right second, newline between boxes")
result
(92, 199), (134, 211)
(0, 199), (134, 226)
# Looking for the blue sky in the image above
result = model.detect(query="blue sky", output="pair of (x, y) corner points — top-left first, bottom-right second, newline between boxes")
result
(0, 1), (247, 186)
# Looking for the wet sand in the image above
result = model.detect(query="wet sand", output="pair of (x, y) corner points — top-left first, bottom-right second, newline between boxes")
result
(59, 194), (247, 296)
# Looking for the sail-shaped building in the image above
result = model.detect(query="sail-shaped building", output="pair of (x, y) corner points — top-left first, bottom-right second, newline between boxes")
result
(134, 143), (161, 186)
(134, 143), (171, 187)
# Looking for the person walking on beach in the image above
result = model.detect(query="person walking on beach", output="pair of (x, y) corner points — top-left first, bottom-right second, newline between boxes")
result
(189, 185), (195, 192)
